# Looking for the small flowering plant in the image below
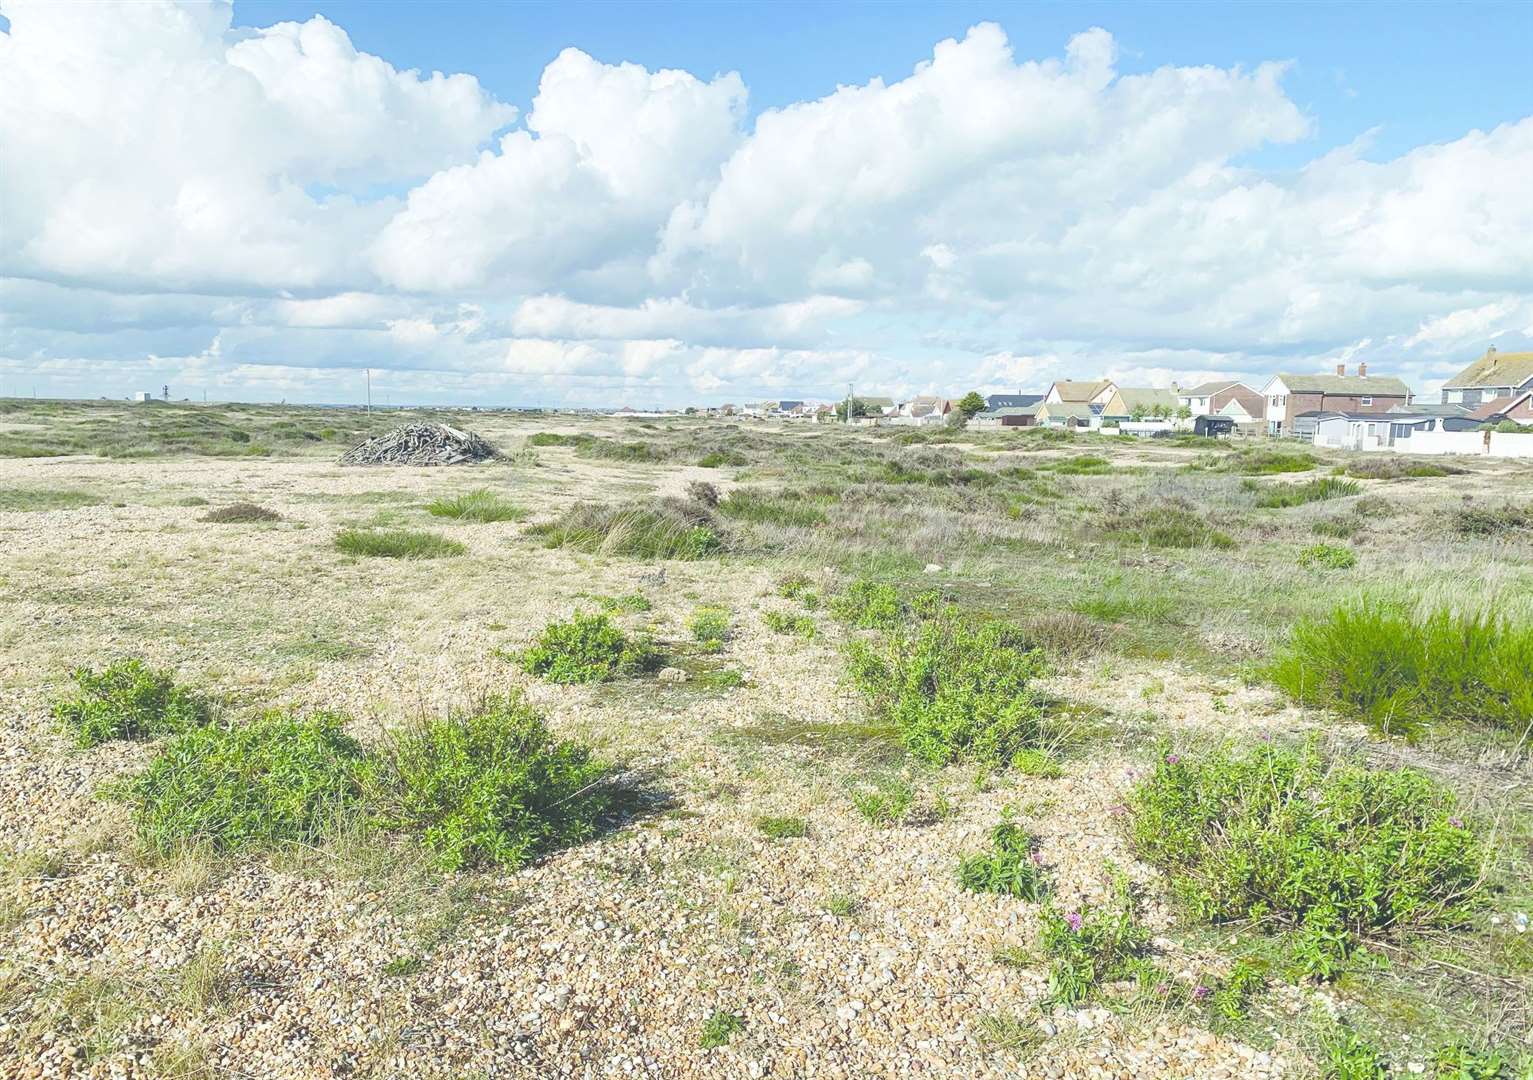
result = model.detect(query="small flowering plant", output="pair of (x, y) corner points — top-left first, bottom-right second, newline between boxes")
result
(957, 810), (1048, 901)
(1038, 878), (1150, 1006)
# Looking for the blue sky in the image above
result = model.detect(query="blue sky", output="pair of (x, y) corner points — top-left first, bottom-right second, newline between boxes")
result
(3, 0), (1532, 406)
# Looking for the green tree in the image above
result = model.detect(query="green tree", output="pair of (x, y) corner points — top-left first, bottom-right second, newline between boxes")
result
(836, 397), (876, 420)
(957, 391), (987, 419)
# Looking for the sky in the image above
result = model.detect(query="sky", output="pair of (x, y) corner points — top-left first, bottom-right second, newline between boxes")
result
(2, 1), (1531, 407)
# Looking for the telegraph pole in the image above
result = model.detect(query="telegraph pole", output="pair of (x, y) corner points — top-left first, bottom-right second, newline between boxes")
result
(366, 369), (372, 414)
(845, 382), (853, 424)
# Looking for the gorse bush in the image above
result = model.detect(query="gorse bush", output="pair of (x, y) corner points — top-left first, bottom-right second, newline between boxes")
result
(125, 711), (366, 854)
(847, 611), (1047, 764)
(53, 659), (211, 747)
(425, 489), (525, 523)
(1253, 477), (1361, 508)
(334, 528), (466, 559)
(521, 612), (661, 684)
(1129, 741), (1486, 976)
(201, 502), (281, 523)
(367, 695), (613, 871)
(957, 813), (1046, 900)
(831, 579), (905, 629)
(689, 607), (730, 650)
(1298, 543), (1357, 570)
(1269, 602), (1533, 737)
(527, 501), (722, 559)
(1039, 884), (1150, 1005)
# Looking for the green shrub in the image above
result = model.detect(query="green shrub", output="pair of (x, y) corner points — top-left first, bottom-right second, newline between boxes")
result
(521, 612), (661, 684)
(697, 449), (747, 468)
(957, 814), (1046, 900)
(1268, 602), (1533, 736)
(1039, 885), (1150, 1005)
(125, 712), (366, 854)
(1431, 1042), (1515, 1079)
(763, 610), (816, 639)
(689, 607), (731, 650)
(201, 502), (281, 523)
(699, 1010), (743, 1048)
(831, 579), (904, 629)
(1253, 477), (1360, 508)
(334, 528), (466, 559)
(756, 815), (807, 839)
(1297, 543), (1357, 569)
(850, 778), (913, 827)
(775, 572), (813, 599)
(594, 592), (651, 613)
(716, 487), (827, 527)
(1453, 503), (1533, 537)
(1010, 748), (1063, 778)
(1319, 1024), (1387, 1080)
(53, 659), (211, 747)
(846, 612), (1047, 764)
(527, 501), (722, 559)
(425, 489), (525, 523)
(1230, 449), (1318, 475)
(1129, 741), (1486, 976)
(367, 695), (613, 871)
(1343, 458), (1457, 480)
(526, 432), (595, 448)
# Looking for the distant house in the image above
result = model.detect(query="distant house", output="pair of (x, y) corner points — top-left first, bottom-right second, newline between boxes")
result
(1316, 408), (1480, 452)
(985, 393), (1044, 411)
(1175, 381), (1264, 419)
(1259, 365), (1410, 436)
(1469, 390), (1533, 426)
(1099, 387), (1178, 424)
(971, 404), (1040, 429)
(1439, 347), (1533, 407)
(1034, 401), (1095, 428)
(133, 391), (153, 403)
(1043, 380), (1116, 406)
(898, 395), (952, 421)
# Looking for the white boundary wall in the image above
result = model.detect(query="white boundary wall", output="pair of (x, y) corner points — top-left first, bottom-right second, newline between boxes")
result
(1392, 430), (1533, 458)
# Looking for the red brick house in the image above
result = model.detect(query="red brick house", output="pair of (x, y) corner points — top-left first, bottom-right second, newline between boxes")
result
(1258, 364), (1411, 436)
(1174, 380), (1265, 420)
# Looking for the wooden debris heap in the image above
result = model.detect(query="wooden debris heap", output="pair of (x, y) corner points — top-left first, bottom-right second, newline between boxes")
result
(338, 424), (499, 467)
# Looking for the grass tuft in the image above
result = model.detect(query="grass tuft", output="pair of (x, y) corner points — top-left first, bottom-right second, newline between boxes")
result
(1252, 477), (1360, 508)
(528, 501), (722, 559)
(1297, 542), (1357, 570)
(425, 489), (526, 523)
(334, 528), (466, 558)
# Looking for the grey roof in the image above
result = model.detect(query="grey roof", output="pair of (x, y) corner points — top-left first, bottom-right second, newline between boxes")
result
(986, 393), (1044, 409)
(1180, 380), (1249, 396)
(1388, 402), (1475, 417)
(978, 405), (1040, 417)
(1270, 373), (1410, 396)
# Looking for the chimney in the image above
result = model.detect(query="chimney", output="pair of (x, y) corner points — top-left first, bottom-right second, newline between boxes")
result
(1335, 363), (1346, 376)
(1358, 362), (1367, 378)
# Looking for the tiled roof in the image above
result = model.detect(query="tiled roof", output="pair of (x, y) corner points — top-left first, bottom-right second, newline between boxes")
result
(1271, 373), (1410, 396)
(1443, 349), (1533, 390)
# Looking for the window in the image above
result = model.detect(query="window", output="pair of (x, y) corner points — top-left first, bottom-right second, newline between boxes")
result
(1360, 396), (1372, 406)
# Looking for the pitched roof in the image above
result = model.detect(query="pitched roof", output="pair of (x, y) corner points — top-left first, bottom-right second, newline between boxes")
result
(1036, 401), (1094, 419)
(1180, 380), (1247, 396)
(1106, 387), (1178, 413)
(979, 405), (1040, 417)
(1387, 402), (1474, 417)
(858, 396), (895, 408)
(1270, 373), (1410, 396)
(1443, 349), (1533, 390)
(1050, 380), (1112, 402)
(986, 393), (1044, 409)
(1469, 393), (1533, 421)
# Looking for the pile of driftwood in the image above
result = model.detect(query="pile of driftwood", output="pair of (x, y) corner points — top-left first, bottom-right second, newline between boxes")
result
(338, 424), (498, 467)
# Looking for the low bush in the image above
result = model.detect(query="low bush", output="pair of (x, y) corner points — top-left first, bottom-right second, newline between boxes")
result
(756, 815), (807, 839)
(201, 502), (281, 523)
(526, 432), (595, 448)
(1342, 458), (1458, 480)
(831, 579), (905, 629)
(521, 612), (661, 684)
(1039, 883), (1150, 1005)
(1268, 602), (1533, 737)
(594, 592), (651, 613)
(1312, 516), (1361, 539)
(1253, 477), (1360, 508)
(685, 479), (720, 506)
(689, 607), (730, 651)
(957, 814), (1046, 900)
(367, 695), (613, 871)
(697, 449), (747, 468)
(425, 489), (525, 523)
(125, 711), (366, 854)
(850, 778), (913, 827)
(334, 528), (466, 559)
(527, 501), (722, 559)
(1102, 500), (1235, 550)
(1230, 449), (1318, 475)
(1297, 542), (1357, 570)
(763, 610), (816, 639)
(1009, 748), (1063, 778)
(716, 487), (827, 527)
(775, 572), (813, 599)
(1129, 741), (1486, 975)
(1453, 503), (1533, 538)
(53, 659), (211, 747)
(846, 611), (1048, 764)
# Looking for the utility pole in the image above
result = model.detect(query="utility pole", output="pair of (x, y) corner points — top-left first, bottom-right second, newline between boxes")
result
(845, 382), (853, 424)
(366, 368), (372, 414)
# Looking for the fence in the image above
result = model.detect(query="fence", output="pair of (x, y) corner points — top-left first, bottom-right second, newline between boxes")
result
(1391, 429), (1533, 458)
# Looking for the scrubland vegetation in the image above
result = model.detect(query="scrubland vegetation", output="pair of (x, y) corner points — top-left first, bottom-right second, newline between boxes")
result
(3, 401), (1533, 1077)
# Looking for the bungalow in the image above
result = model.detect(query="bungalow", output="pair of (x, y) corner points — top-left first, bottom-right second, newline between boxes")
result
(1100, 387), (1178, 424)
(970, 404), (1040, 429)
(1439, 346), (1533, 407)
(985, 393), (1044, 411)
(1034, 401), (1095, 429)
(896, 396), (952, 422)
(1260, 365), (1410, 436)
(1175, 380), (1264, 419)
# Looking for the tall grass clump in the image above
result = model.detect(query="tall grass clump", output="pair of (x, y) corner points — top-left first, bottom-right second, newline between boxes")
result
(53, 659), (211, 747)
(1129, 741), (1486, 975)
(367, 695), (613, 871)
(1297, 543), (1357, 570)
(526, 432), (595, 448)
(521, 612), (661, 684)
(425, 489), (526, 523)
(1229, 449), (1318, 475)
(1268, 602), (1533, 737)
(1453, 503), (1533, 538)
(334, 528), (466, 559)
(1252, 477), (1360, 508)
(1102, 500), (1234, 550)
(715, 487), (828, 527)
(847, 611), (1048, 764)
(124, 712), (366, 854)
(527, 501), (722, 559)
